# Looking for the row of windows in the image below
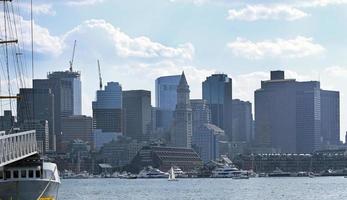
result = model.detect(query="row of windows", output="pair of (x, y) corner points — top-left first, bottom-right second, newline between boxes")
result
(0, 169), (41, 180)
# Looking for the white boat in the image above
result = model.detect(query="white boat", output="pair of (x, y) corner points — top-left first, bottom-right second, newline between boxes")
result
(118, 172), (137, 179)
(0, 159), (61, 200)
(168, 167), (178, 181)
(137, 166), (169, 178)
(211, 164), (243, 178)
(171, 166), (188, 178)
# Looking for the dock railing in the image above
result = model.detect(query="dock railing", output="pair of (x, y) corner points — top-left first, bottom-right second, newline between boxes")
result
(0, 130), (38, 167)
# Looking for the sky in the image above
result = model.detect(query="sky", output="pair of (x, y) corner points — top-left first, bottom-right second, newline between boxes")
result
(2, 0), (347, 140)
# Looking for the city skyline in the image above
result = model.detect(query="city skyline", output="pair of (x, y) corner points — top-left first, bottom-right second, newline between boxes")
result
(2, 1), (347, 200)
(1, 0), (347, 141)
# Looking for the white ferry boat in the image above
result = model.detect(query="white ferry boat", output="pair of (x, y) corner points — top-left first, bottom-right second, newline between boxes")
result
(0, 157), (61, 200)
(211, 164), (243, 178)
(138, 166), (169, 178)
(211, 155), (245, 178)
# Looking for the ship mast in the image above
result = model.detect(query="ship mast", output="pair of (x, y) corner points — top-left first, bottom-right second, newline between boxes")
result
(0, 0), (19, 103)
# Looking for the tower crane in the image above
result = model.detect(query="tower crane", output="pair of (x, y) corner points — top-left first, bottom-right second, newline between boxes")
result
(69, 40), (77, 72)
(98, 59), (103, 90)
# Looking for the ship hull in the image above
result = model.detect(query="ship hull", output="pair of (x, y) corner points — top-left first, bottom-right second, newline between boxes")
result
(0, 180), (60, 200)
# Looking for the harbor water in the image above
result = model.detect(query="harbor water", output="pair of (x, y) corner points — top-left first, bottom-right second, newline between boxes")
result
(58, 177), (347, 200)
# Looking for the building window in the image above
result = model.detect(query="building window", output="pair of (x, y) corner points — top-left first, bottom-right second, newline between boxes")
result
(21, 170), (27, 178)
(0, 171), (3, 179)
(36, 170), (41, 178)
(28, 170), (34, 178)
(13, 170), (19, 179)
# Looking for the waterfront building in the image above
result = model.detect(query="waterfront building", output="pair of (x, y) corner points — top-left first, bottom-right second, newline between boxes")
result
(235, 149), (347, 173)
(202, 74), (233, 141)
(255, 71), (321, 153)
(60, 115), (93, 153)
(34, 70), (81, 152)
(320, 90), (340, 145)
(129, 146), (203, 173)
(123, 90), (152, 141)
(92, 82), (123, 133)
(17, 88), (55, 151)
(171, 72), (192, 148)
(232, 99), (253, 143)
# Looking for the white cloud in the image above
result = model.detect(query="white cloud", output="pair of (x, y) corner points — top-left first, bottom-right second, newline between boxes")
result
(0, 12), (62, 56)
(18, 3), (56, 16)
(65, 0), (105, 6)
(298, 0), (347, 7)
(227, 36), (324, 59)
(169, 0), (210, 5)
(227, 4), (308, 21)
(64, 19), (194, 60)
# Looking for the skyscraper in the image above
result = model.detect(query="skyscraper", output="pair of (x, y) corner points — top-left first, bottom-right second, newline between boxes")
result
(155, 75), (181, 131)
(193, 123), (224, 163)
(202, 74), (233, 141)
(33, 70), (82, 152)
(155, 75), (181, 110)
(171, 72), (192, 148)
(255, 71), (321, 153)
(320, 90), (340, 145)
(17, 88), (55, 151)
(191, 99), (211, 135)
(232, 99), (253, 143)
(191, 99), (224, 163)
(92, 82), (123, 133)
(123, 90), (152, 141)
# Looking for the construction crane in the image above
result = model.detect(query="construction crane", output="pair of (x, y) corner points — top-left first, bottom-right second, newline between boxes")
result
(69, 40), (77, 72)
(98, 59), (103, 90)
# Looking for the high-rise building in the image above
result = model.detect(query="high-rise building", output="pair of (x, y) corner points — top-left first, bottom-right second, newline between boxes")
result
(61, 115), (93, 153)
(232, 99), (253, 143)
(155, 75), (181, 131)
(17, 88), (55, 151)
(193, 123), (224, 163)
(33, 70), (81, 152)
(191, 99), (225, 163)
(21, 120), (49, 154)
(0, 110), (15, 133)
(155, 75), (181, 110)
(92, 82), (123, 133)
(123, 90), (152, 141)
(171, 72), (192, 148)
(320, 90), (340, 145)
(202, 74), (233, 140)
(255, 71), (321, 153)
(191, 99), (211, 135)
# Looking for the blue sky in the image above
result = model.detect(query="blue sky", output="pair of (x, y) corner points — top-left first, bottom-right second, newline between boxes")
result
(4, 0), (347, 140)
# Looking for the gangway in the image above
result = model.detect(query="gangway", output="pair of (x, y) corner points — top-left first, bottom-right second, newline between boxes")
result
(0, 130), (38, 167)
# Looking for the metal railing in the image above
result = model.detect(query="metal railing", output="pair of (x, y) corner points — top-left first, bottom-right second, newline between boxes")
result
(0, 130), (38, 167)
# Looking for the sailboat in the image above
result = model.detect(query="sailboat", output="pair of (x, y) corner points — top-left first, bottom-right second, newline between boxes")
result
(168, 167), (178, 181)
